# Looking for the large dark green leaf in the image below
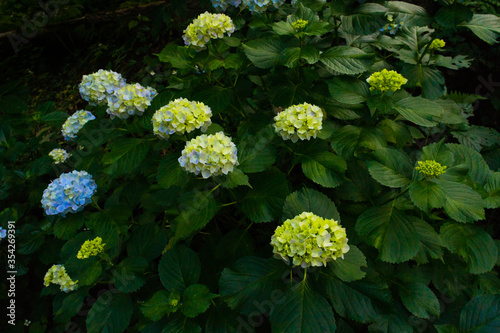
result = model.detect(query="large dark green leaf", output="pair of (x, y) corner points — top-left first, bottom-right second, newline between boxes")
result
(270, 279), (336, 333)
(459, 295), (500, 332)
(181, 284), (217, 318)
(440, 222), (497, 275)
(159, 245), (201, 293)
(282, 187), (340, 222)
(440, 180), (485, 223)
(320, 46), (373, 75)
(327, 245), (367, 282)
(173, 190), (218, 241)
(331, 125), (387, 159)
(459, 14), (500, 44)
(413, 218), (445, 264)
(394, 97), (444, 127)
(112, 256), (148, 293)
(435, 3), (473, 28)
(237, 127), (277, 173)
(127, 223), (168, 260)
(367, 148), (412, 188)
(243, 37), (285, 69)
(356, 206), (420, 263)
(103, 138), (149, 176)
(141, 290), (180, 321)
(157, 153), (189, 189)
(241, 169), (289, 223)
(301, 150), (346, 188)
(409, 179), (447, 213)
(387, 1), (432, 27)
(86, 292), (133, 333)
(399, 282), (440, 319)
(446, 143), (492, 185)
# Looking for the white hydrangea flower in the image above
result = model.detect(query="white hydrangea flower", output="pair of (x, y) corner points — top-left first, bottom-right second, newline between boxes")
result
(49, 148), (70, 164)
(273, 102), (323, 143)
(79, 69), (126, 105)
(106, 83), (157, 119)
(61, 110), (96, 141)
(152, 98), (212, 139)
(178, 132), (238, 178)
(183, 12), (235, 50)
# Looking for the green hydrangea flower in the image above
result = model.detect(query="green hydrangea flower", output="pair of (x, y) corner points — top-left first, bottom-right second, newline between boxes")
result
(429, 39), (446, 50)
(366, 69), (408, 93)
(152, 98), (212, 139)
(291, 19), (308, 30)
(183, 12), (235, 50)
(415, 160), (447, 178)
(273, 103), (323, 143)
(271, 212), (350, 268)
(43, 265), (78, 292)
(77, 237), (106, 259)
(178, 132), (238, 178)
(49, 148), (70, 164)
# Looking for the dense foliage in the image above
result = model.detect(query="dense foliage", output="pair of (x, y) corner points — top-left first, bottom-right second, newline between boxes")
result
(1, 0), (500, 332)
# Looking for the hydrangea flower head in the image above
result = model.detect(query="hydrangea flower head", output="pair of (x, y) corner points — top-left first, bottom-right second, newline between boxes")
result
(273, 103), (323, 143)
(77, 237), (106, 259)
(152, 98), (212, 139)
(379, 14), (403, 35)
(106, 83), (157, 119)
(178, 132), (238, 178)
(291, 19), (308, 30)
(183, 12), (235, 50)
(0, 227), (6, 239)
(241, 0), (286, 13)
(44, 265), (78, 292)
(366, 69), (408, 93)
(41, 170), (97, 216)
(49, 148), (71, 164)
(415, 160), (447, 178)
(61, 110), (96, 141)
(211, 0), (242, 11)
(429, 39), (446, 50)
(79, 69), (126, 105)
(271, 212), (349, 268)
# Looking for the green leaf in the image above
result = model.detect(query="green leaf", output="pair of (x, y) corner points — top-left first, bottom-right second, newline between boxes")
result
(320, 46), (373, 75)
(485, 172), (500, 209)
(327, 245), (367, 282)
(53, 214), (84, 240)
(321, 271), (388, 323)
(413, 218), (445, 264)
(301, 45), (321, 64)
(440, 180), (485, 223)
(173, 190), (218, 241)
(182, 284), (217, 318)
(356, 206), (420, 263)
(459, 295), (500, 332)
(272, 21), (295, 35)
(103, 138), (149, 176)
(327, 76), (369, 105)
(86, 292), (133, 333)
(446, 143), (492, 185)
(141, 290), (180, 321)
(369, 312), (414, 332)
(435, 3), (473, 28)
(401, 64), (445, 100)
(237, 127), (277, 173)
(459, 14), (500, 44)
(65, 256), (102, 286)
(341, 3), (387, 35)
(435, 55), (472, 70)
(301, 150), (346, 188)
(367, 148), (412, 188)
(441, 222), (498, 274)
(162, 315), (201, 333)
(283, 187), (340, 222)
(241, 169), (289, 223)
(41, 111), (69, 126)
(243, 37), (285, 69)
(394, 97), (444, 127)
(331, 125), (387, 159)
(112, 256), (148, 293)
(192, 86), (231, 114)
(435, 324), (459, 333)
(283, 47), (302, 68)
(127, 223), (168, 260)
(270, 279), (336, 333)
(399, 282), (440, 319)
(387, 1), (432, 27)
(421, 140), (455, 167)
(54, 287), (88, 323)
(409, 179), (447, 213)
(159, 245), (201, 293)
(158, 44), (195, 69)
(221, 168), (251, 189)
(219, 256), (283, 311)
(157, 153), (189, 189)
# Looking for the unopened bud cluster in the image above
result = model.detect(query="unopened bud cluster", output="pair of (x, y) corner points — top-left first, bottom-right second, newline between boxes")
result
(77, 237), (106, 259)
(429, 39), (446, 49)
(367, 69), (408, 93)
(415, 160), (447, 178)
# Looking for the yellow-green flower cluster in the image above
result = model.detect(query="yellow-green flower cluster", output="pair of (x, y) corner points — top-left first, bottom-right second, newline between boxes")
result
(178, 132), (238, 178)
(183, 12), (235, 50)
(429, 39), (446, 50)
(49, 148), (70, 164)
(152, 98), (212, 139)
(273, 103), (323, 143)
(271, 212), (350, 268)
(43, 265), (78, 293)
(291, 19), (308, 30)
(106, 83), (157, 119)
(415, 160), (447, 178)
(367, 69), (408, 93)
(77, 237), (106, 259)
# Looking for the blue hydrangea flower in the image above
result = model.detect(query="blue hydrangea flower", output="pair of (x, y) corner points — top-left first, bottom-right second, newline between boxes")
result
(211, 0), (242, 11)
(241, 0), (286, 13)
(79, 70), (126, 106)
(106, 83), (157, 119)
(0, 227), (6, 239)
(61, 111), (96, 141)
(41, 170), (97, 216)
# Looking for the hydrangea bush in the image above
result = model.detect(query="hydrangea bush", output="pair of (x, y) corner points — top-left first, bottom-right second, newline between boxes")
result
(3, 0), (500, 332)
